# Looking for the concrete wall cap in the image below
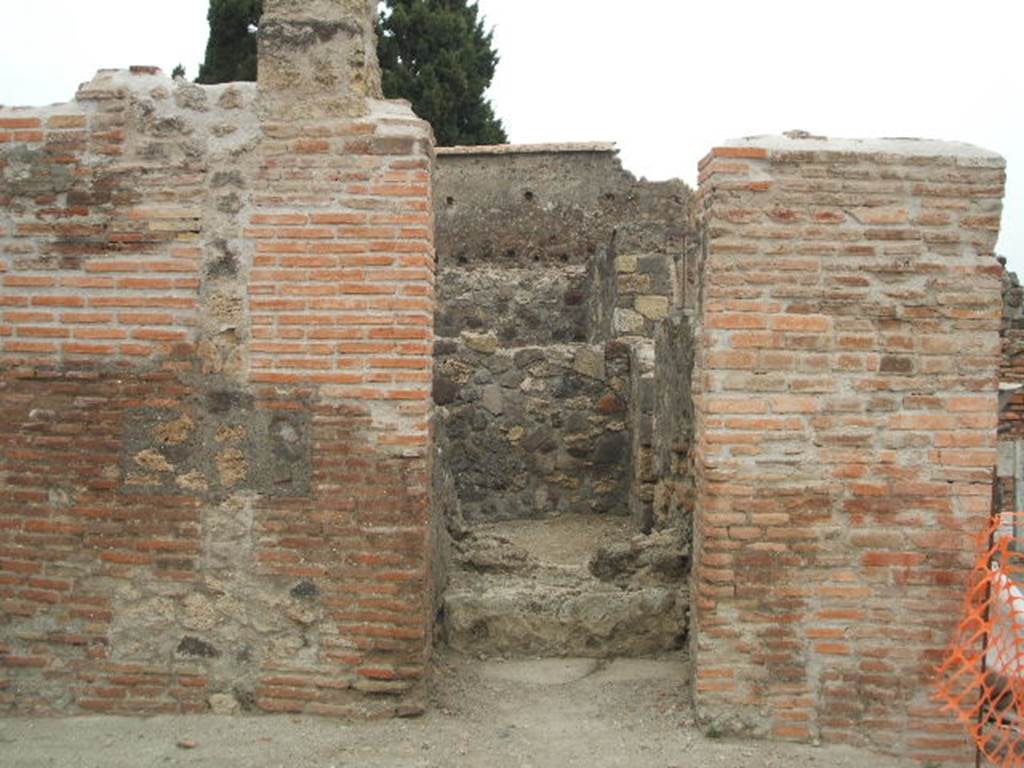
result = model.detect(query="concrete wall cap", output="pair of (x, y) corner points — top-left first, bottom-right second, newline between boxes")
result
(722, 133), (1005, 164)
(436, 142), (617, 157)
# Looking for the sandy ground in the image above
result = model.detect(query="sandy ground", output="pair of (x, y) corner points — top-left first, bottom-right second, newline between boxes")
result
(0, 653), (918, 768)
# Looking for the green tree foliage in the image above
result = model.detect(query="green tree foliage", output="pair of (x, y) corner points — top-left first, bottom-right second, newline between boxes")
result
(196, 0), (261, 84)
(378, 0), (506, 146)
(193, 0), (507, 146)
(172, 64), (186, 79)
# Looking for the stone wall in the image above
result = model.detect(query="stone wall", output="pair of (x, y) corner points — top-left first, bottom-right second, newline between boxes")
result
(692, 135), (1005, 762)
(0, 0), (436, 718)
(434, 338), (631, 521)
(651, 317), (697, 532)
(435, 145), (618, 347)
(433, 145), (695, 522)
(997, 268), (1024, 513)
(624, 315), (699, 536)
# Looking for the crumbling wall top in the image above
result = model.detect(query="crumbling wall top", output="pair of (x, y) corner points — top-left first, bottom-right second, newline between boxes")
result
(258, 0), (383, 120)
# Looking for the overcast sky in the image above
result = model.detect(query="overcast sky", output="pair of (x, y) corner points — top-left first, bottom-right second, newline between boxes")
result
(0, 0), (1019, 272)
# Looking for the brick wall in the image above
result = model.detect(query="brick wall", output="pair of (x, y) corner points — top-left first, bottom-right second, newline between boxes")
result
(1, 0), (436, 718)
(0, 85), (200, 362)
(692, 135), (1005, 761)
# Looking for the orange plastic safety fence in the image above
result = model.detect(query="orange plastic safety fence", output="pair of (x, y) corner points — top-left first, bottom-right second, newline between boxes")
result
(936, 513), (1024, 767)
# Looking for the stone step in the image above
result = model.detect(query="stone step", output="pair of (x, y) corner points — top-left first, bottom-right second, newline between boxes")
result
(442, 514), (689, 658)
(441, 569), (688, 658)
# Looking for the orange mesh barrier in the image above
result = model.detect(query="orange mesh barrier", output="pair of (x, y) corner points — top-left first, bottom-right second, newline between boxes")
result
(936, 513), (1024, 766)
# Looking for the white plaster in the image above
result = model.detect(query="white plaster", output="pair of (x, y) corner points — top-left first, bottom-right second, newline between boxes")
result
(723, 133), (1004, 165)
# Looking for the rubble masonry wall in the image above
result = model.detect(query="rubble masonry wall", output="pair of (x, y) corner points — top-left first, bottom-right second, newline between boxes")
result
(432, 145), (694, 523)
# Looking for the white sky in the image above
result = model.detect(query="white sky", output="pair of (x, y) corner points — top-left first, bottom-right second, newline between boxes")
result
(0, 0), (1020, 272)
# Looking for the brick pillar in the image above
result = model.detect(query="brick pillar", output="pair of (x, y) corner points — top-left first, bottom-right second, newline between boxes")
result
(692, 136), (1005, 761)
(249, 0), (436, 715)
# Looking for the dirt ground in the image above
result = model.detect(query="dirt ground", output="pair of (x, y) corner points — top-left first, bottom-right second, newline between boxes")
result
(0, 653), (917, 768)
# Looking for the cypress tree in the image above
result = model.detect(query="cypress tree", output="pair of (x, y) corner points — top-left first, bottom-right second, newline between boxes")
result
(192, 0), (507, 146)
(378, 0), (506, 146)
(195, 0), (262, 84)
